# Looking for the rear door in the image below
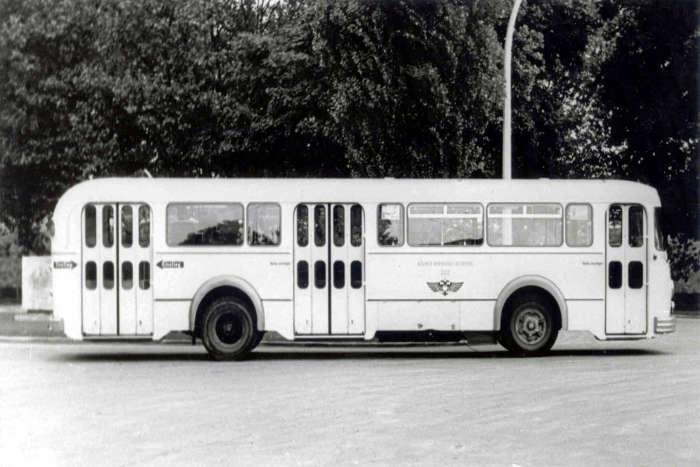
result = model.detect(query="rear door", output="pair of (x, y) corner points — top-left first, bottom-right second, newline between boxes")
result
(606, 204), (647, 334)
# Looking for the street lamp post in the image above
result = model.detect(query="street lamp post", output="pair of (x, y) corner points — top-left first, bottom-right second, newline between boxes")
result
(503, 0), (523, 180)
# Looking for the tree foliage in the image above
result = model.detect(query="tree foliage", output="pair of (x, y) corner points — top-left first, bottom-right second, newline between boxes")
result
(0, 0), (697, 273)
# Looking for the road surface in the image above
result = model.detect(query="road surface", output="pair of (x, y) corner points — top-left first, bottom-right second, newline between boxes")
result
(1, 319), (699, 466)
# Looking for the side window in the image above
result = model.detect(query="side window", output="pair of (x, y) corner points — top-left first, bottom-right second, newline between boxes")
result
(350, 204), (362, 246)
(654, 207), (665, 251)
(333, 205), (345, 247)
(297, 205), (308, 247)
(85, 261), (97, 289)
(377, 204), (404, 246)
(121, 205), (133, 248)
(139, 261), (150, 290)
(121, 261), (133, 290)
(102, 205), (114, 247)
(629, 205), (644, 247)
(84, 205), (96, 247)
(314, 205), (326, 247)
(408, 203), (483, 246)
(248, 203), (281, 246)
(608, 205), (622, 247)
(566, 204), (593, 247)
(138, 205), (150, 247)
(487, 204), (562, 247)
(167, 204), (244, 246)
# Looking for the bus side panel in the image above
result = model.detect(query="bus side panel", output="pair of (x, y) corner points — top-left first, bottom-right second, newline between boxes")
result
(52, 253), (83, 340)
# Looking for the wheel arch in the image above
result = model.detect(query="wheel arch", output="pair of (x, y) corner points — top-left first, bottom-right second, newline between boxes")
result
(494, 275), (567, 331)
(189, 275), (264, 335)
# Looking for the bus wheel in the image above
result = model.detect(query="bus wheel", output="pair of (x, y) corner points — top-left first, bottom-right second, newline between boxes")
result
(202, 297), (255, 361)
(499, 294), (558, 354)
(247, 331), (265, 352)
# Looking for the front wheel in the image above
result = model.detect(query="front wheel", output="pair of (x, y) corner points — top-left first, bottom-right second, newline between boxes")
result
(201, 297), (255, 361)
(499, 294), (558, 355)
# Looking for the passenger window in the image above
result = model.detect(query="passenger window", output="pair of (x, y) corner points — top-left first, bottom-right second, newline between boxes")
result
(333, 261), (345, 288)
(378, 204), (404, 246)
(487, 204), (561, 246)
(654, 207), (665, 251)
(84, 205), (96, 247)
(333, 205), (345, 247)
(629, 261), (643, 289)
(102, 205), (114, 248)
(297, 205), (308, 247)
(248, 203), (281, 246)
(608, 205), (622, 247)
(351, 205), (362, 246)
(608, 261), (622, 289)
(122, 261), (133, 290)
(314, 205), (326, 247)
(138, 205), (150, 247)
(409, 203), (483, 246)
(121, 205), (133, 248)
(629, 205), (644, 247)
(350, 261), (362, 289)
(167, 204), (244, 246)
(566, 204), (593, 247)
(297, 261), (309, 289)
(314, 260), (326, 288)
(103, 261), (114, 289)
(139, 261), (150, 290)
(85, 261), (97, 289)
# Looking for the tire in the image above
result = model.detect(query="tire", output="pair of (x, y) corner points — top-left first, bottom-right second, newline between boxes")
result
(499, 293), (558, 355)
(247, 330), (265, 352)
(201, 297), (256, 361)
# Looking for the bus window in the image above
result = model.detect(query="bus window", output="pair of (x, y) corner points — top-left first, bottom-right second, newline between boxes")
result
(351, 204), (362, 246)
(84, 205), (96, 247)
(377, 204), (404, 246)
(409, 203), (483, 246)
(122, 261), (133, 289)
(102, 205), (114, 248)
(248, 203), (281, 246)
(166, 204), (244, 246)
(103, 261), (114, 289)
(629, 205), (643, 247)
(608, 261), (622, 289)
(487, 204), (561, 247)
(333, 205), (345, 247)
(333, 260), (345, 288)
(314, 260), (326, 288)
(629, 261), (643, 288)
(297, 261), (309, 289)
(608, 205), (622, 247)
(85, 261), (97, 289)
(566, 204), (592, 247)
(139, 261), (150, 289)
(654, 207), (665, 251)
(297, 205), (308, 247)
(121, 205), (133, 248)
(350, 261), (362, 288)
(314, 205), (326, 247)
(138, 205), (150, 247)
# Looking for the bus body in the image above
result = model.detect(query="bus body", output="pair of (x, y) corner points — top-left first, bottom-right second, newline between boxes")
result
(51, 178), (675, 358)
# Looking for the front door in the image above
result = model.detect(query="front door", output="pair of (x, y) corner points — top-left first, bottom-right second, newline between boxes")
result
(82, 203), (153, 336)
(605, 204), (647, 334)
(293, 203), (365, 335)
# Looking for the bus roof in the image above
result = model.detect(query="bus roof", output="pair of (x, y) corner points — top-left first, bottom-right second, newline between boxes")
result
(55, 177), (661, 210)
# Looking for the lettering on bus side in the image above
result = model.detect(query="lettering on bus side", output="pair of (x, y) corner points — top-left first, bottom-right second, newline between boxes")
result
(156, 260), (184, 269)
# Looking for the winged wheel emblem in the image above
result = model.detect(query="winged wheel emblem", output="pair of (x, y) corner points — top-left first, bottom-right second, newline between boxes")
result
(427, 279), (463, 296)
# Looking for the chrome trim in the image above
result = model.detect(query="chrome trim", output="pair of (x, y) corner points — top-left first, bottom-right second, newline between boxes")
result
(654, 316), (676, 334)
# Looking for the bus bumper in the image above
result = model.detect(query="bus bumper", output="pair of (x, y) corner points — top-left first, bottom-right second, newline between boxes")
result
(654, 316), (676, 334)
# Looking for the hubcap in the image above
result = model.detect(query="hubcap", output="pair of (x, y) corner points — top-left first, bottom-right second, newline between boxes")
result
(514, 308), (547, 345)
(215, 312), (244, 345)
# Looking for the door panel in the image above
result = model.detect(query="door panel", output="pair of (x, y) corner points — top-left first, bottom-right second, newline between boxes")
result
(294, 203), (365, 335)
(605, 204), (647, 334)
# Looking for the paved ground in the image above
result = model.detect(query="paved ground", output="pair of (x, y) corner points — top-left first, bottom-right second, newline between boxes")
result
(1, 320), (699, 466)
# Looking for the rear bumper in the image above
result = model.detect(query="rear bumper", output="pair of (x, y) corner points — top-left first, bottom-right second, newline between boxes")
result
(654, 316), (676, 334)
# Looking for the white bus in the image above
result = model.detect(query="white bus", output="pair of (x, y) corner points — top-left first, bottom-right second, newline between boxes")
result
(51, 178), (675, 359)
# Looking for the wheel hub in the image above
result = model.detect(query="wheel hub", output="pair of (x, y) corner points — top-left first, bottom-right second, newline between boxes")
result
(515, 309), (546, 345)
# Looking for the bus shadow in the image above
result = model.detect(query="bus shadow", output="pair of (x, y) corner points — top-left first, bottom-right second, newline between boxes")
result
(52, 347), (665, 362)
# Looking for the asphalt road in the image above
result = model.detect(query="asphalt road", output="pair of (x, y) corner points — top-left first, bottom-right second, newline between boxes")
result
(1, 319), (699, 466)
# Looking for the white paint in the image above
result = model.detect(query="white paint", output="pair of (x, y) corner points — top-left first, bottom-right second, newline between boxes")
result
(21, 256), (52, 311)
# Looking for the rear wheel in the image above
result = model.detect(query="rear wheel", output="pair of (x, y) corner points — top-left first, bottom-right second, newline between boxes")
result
(201, 297), (255, 361)
(499, 294), (558, 354)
